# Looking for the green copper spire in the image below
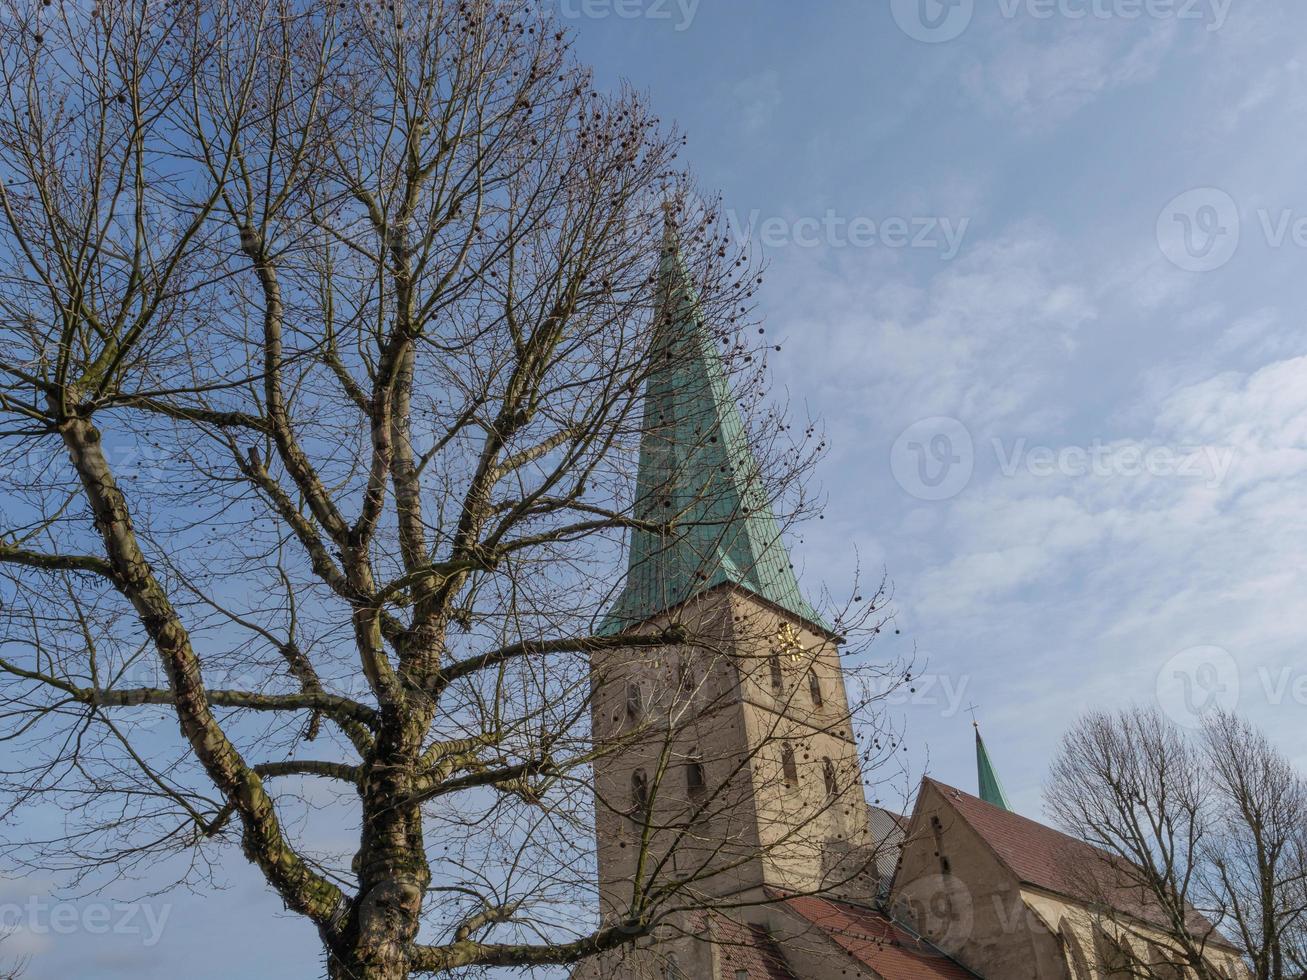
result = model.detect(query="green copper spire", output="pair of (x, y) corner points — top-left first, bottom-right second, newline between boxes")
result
(975, 723), (1013, 811)
(602, 211), (827, 634)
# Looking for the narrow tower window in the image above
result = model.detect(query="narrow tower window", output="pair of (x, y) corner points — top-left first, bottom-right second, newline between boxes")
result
(677, 656), (695, 695)
(631, 768), (651, 818)
(823, 757), (838, 798)
(781, 742), (798, 788)
(769, 653), (783, 690)
(626, 681), (643, 722)
(686, 753), (706, 795)
(930, 814), (950, 874)
(808, 668), (823, 706)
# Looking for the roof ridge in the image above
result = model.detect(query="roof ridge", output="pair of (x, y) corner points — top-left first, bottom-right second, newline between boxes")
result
(924, 777), (1119, 867)
(924, 777), (1132, 868)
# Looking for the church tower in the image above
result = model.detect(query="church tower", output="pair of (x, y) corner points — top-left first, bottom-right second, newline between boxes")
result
(588, 212), (876, 934)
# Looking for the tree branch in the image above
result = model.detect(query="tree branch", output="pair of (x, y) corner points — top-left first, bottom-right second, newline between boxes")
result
(0, 658), (378, 729)
(437, 626), (687, 689)
(0, 541), (117, 580)
(408, 920), (654, 974)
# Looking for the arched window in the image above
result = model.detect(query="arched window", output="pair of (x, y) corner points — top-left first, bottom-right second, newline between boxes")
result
(769, 653), (783, 690)
(626, 681), (643, 722)
(808, 668), (823, 706)
(677, 656), (695, 695)
(686, 755), (706, 796)
(822, 757), (838, 798)
(781, 742), (798, 787)
(663, 954), (685, 980)
(631, 768), (650, 818)
(1146, 941), (1184, 980)
(1059, 921), (1092, 980)
(1093, 925), (1136, 979)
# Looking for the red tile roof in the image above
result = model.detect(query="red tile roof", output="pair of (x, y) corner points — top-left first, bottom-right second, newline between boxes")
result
(711, 915), (799, 980)
(921, 778), (1238, 952)
(784, 895), (980, 980)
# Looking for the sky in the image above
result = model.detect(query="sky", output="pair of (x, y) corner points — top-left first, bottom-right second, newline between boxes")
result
(558, 0), (1307, 795)
(10, 0), (1307, 976)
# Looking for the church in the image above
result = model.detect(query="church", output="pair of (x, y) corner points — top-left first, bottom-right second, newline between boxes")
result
(573, 215), (1250, 980)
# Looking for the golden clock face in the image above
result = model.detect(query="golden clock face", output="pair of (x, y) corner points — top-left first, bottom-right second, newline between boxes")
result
(775, 623), (808, 662)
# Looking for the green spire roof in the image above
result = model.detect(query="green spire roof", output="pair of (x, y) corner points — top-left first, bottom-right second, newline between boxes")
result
(975, 723), (1013, 811)
(602, 214), (826, 635)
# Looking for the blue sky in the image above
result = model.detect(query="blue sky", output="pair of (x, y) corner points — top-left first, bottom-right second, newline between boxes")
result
(10, 1), (1307, 976)
(562, 0), (1307, 794)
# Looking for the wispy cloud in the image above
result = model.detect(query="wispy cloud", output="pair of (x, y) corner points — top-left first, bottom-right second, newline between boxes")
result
(960, 18), (1177, 124)
(728, 69), (782, 134)
(774, 225), (1096, 437)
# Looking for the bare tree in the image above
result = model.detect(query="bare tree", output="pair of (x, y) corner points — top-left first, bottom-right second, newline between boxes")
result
(1047, 706), (1222, 979)
(0, 931), (26, 980)
(0, 1), (894, 977)
(1047, 706), (1307, 980)
(1200, 710), (1307, 980)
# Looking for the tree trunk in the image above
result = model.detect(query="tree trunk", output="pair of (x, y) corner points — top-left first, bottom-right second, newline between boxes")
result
(325, 705), (431, 980)
(326, 946), (409, 980)
(325, 876), (423, 980)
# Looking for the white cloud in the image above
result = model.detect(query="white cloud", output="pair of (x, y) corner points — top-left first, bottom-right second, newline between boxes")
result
(773, 225), (1096, 439)
(897, 349), (1307, 765)
(773, 201), (1307, 785)
(960, 18), (1176, 124)
(729, 69), (782, 134)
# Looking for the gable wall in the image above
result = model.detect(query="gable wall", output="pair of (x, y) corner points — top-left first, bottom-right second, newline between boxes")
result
(890, 781), (1070, 980)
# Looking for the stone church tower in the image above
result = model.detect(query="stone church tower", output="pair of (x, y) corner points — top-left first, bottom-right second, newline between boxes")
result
(584, 213), (877, 957)
(575, 217), (1251, 980)
(576, 215), (1255, 980)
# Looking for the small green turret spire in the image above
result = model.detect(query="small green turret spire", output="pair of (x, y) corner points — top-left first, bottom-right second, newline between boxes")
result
(602, 208), (826, 634)
(975, 722), (1013, 811)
